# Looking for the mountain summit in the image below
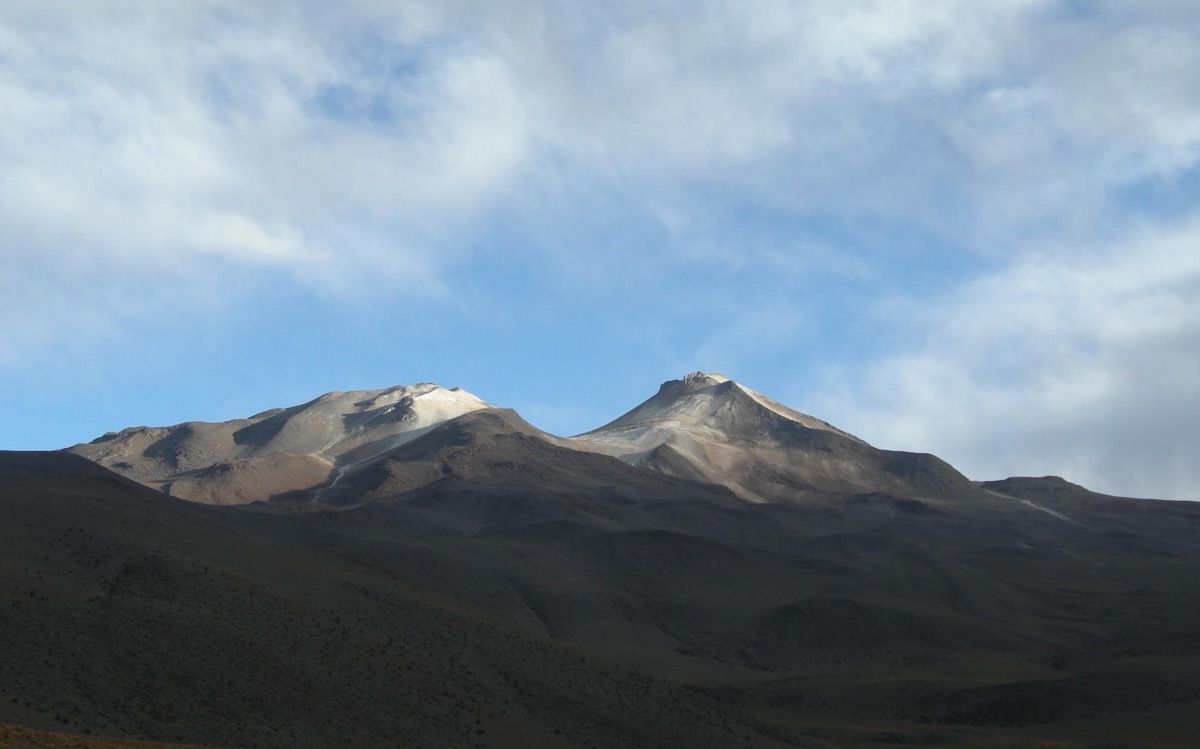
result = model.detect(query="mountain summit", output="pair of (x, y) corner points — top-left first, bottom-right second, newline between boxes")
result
(71, 383), (490, 504)
(578, 371), (862, 445)
(573, 372), (969, 502)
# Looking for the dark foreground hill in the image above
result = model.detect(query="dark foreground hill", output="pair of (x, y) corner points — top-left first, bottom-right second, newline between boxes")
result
(0, 720), (207, 749)
(4, 448), (1200, 748)
(0, 452), (794, 748)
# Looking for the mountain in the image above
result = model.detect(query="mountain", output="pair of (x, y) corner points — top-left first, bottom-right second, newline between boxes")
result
(0, 451), (786, 748)
(69, 383), (490, 505)
(573, 372), (972, 502)
(7, 373), (1200, 748)
(70, 372), (974, 509)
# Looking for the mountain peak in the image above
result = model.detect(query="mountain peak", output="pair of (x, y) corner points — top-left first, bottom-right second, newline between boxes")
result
(572, 373), (971, 502)
(70, 381), (492, 505)
(585, 372), (840, 436)
(351, 382), (487, 411)
(581, 371), (857, 446)
(679, 371), (731, 387)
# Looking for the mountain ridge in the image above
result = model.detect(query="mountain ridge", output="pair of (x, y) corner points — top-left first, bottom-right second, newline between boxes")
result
(66, 372), (1092, 509)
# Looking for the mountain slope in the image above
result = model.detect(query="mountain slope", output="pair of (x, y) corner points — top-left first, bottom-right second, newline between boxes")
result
(288, 407), (747, 535)
(7, 443), (1200, 748)
(69, 384), (490, 505)
(0, 450), (794, 749)
(0, 721), (208, 749)
(573, 372), (972, 502)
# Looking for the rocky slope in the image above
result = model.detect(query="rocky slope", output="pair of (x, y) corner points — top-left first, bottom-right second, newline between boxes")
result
(69, 384), (490, 505)
(6, 442), (1200, 748)
(0, 451), (793, 749)
(573, 372), (971, 502)
(70, 372), (975, 508)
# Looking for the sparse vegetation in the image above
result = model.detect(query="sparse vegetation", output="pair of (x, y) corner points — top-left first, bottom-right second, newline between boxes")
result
(3, 450), (1200, 748)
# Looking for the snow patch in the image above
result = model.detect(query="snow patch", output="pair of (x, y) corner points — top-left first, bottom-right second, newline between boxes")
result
(984, 489), (1080, 525)
(682, 371), (730, 386)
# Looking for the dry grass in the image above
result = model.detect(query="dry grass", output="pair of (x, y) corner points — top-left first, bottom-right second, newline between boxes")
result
(0, 722), (211, 749)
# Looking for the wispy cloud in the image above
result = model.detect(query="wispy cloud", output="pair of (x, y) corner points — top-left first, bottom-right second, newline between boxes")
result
(0, 3), (528, 361)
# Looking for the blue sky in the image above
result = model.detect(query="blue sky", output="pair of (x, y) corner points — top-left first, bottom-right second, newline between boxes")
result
(2, 1), (1198, 500)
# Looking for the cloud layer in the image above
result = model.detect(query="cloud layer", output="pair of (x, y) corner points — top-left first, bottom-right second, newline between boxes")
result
(2, 2), (1199, 498)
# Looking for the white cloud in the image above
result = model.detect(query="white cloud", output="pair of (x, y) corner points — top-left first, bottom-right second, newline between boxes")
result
(0, 2), (535, 360)
(814, 218), (1200, 500)
(5, 3), (1198, 315)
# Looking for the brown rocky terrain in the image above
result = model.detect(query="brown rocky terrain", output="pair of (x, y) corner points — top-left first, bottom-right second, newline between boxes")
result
(573, 372), (971, 502)
(69, 384), (491, 505)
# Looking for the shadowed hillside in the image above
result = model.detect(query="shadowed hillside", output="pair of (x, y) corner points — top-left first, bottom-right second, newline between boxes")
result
(0, 721), (211, 749)
(4, 448), (1200, 747)
(0, 452), (798, 749)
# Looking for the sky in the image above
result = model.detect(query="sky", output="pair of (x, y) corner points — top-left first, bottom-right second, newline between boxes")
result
(2, 1), (1198, 501)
